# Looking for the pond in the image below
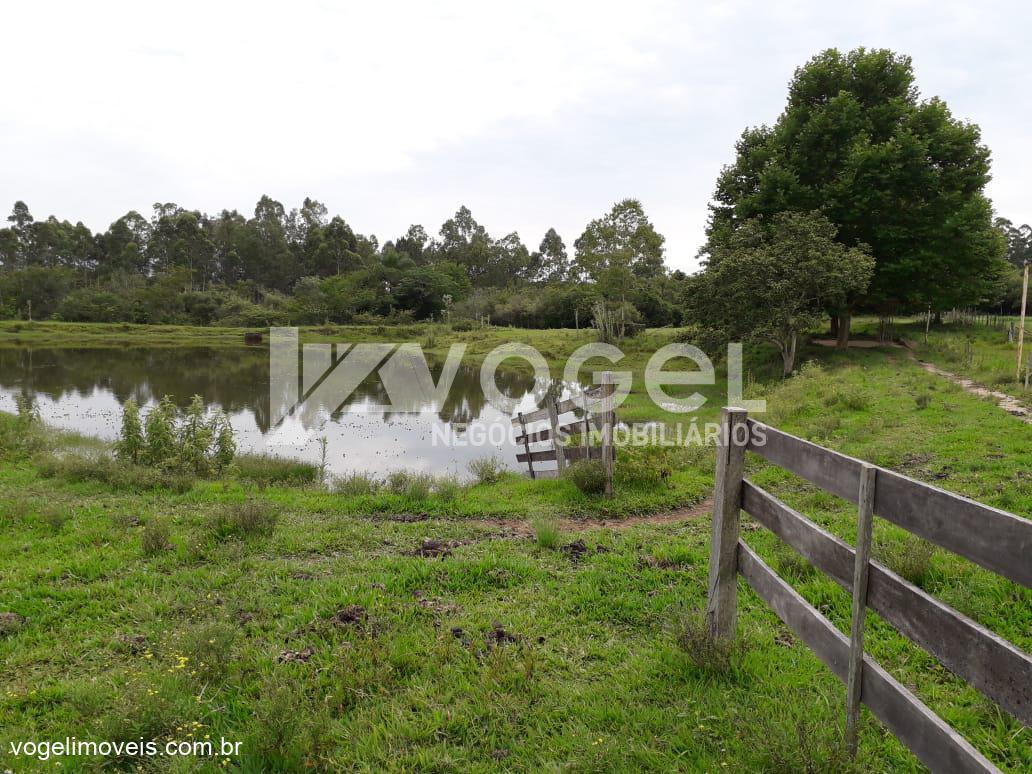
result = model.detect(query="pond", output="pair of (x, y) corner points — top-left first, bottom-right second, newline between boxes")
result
(0, 345), (583, 479)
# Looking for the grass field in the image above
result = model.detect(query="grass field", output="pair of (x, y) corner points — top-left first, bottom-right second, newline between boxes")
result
(0, 324), (1029, 772)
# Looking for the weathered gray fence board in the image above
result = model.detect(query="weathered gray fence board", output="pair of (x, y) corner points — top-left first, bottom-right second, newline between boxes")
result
(510, 384), (614, 426)
(872, 470), (1032, 588)
(745, 419), (1032, 588)
(705, 407), (748, 639)
(737, 542), (1001, 774)
(741, 481), (1032, 725)
(515, 420), (589, 445)
(517, 445), (612, 464)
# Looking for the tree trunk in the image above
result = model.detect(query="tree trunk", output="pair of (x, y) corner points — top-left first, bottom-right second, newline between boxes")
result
(934, 310), (942, 325)
(830, 314), (839, 338)
(836, 311), (851, 348)
(780, 333), (797, 376)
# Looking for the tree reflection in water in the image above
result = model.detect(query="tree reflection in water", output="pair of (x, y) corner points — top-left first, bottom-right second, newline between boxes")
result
(0, 346), (583, 478)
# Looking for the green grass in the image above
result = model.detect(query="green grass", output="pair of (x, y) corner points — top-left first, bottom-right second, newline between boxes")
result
(873, 316), (1031, 404)
(0, 325), (1029, 771)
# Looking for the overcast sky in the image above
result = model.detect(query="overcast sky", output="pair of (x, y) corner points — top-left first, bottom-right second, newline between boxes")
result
(2, 1), (1029, 272)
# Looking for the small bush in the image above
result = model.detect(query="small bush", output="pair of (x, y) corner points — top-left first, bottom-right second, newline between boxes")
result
(468, 455), (507, 485)
(141, 520), (171, 556)
(877, 533), (936, 586)
(41, 505), (71, 532)
(744, 701), (858, 774)
(212, 502), (278, 540)
(385, 470), (434, 499)
(823, 386), (868, 411)
(532, 516), (560, 549)
(914, 393), (931, 410)
(182, 622), (237, 683)
(115, 398), (144, 464)
(433, 475), (462, 502)
(333, 471), (381, 496)
(565, 460), (606, 495)
(667, 605), (741, 674)
(35, 453), (195, 493)
(615, 444), (671, 488)
(119, 395), (237, 475)
(450, 318), (474, 332)
(233, 454), (319, 487)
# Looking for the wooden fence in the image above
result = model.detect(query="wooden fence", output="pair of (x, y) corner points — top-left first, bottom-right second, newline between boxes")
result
(705, 407), (1032, 773)
(511, 373), (616, 495)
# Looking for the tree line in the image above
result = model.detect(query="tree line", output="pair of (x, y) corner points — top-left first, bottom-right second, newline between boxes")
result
(0, 197), (684, 328)
(1, 47), (1024, 355)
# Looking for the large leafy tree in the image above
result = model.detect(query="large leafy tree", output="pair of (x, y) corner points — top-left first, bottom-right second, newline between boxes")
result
(689, 212), (874, 375)
(709, 48), (1005, 343)
(574, 199), (665, 280)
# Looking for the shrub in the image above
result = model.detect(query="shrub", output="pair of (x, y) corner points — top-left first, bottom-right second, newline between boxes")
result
(532, 516), (560, 549)
(615, 444), (671, 488)
(233, 454), (318, 487)
(742, 691), (859, 773)
(212, 502), (278, 540)
(450, 318), (474, 332)
(565, 460), (606, 495)
(385, 470), (434, 499)
(0, 397), (49, 458)
(914, 393), (931, 410)
(433, 475), (462, 502)
(333, 471), (381, 496)
(667, 605), (742, 674)
(35, 453), (195, 493)
(182, 622), (237, 683)
(877, 534), (936, 586)
(823, 386), (869, 411)
(121, 396), (237, 475)
(41, 505), (71, 532)
(468, 455), (507, 485)
(141, 396), (178, 469)
(115, 399), (144, 464)
(141, 520), (171, 556)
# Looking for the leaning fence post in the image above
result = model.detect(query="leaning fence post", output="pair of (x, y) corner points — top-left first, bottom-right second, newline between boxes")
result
(600, 371), (615, 497)
(705, 407), (749, 640)
(846, 462), (878, 757)
(547, 397), (567, 473)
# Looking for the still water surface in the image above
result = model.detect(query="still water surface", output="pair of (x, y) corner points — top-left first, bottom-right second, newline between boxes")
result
(0, 346), (580, 478)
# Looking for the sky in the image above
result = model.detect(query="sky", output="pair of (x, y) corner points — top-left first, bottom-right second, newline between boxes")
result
(2, 0), (1030, 273)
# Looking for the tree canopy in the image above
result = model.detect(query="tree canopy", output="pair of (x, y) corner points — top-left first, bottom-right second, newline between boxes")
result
(689, 211), (874, 375)
(708, 47), (1006, 332)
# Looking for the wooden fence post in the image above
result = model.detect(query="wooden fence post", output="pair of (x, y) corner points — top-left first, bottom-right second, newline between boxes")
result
(547, 397), (567, 474)
(600, 371), (615, 497)
(517, 412), (535, 480)
(705, 407), (749, 640)
(1017, 261), (1028, 382)
(846, 463), (877, 757)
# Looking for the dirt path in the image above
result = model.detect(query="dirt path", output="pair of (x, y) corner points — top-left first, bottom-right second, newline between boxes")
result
(812, 337), (1031, 424)
(910, 358), (1032, 423)
(387, 497), (715, 538)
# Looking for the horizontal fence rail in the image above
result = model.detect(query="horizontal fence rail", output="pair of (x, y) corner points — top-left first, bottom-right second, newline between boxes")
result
(512, 377), (616, 494)
(737, 543), (1001, 774)
(745, 419), (1032, 588)
(704, 407), (1031, 772)
(741, 482), (1032, 725)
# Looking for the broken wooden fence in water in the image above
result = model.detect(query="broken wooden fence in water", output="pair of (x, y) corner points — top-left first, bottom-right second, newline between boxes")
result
(705, 407), (1032, 773)
(512, 373), (616, 495)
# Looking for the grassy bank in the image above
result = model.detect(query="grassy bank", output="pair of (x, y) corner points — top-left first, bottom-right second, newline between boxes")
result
(873, 317), (1031, 405)
(1, 328), (1029, 771)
